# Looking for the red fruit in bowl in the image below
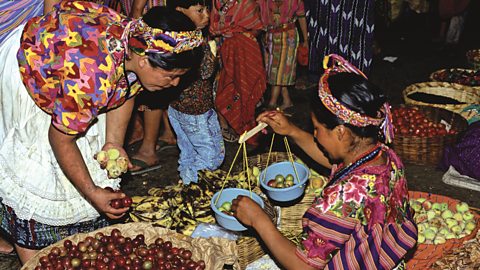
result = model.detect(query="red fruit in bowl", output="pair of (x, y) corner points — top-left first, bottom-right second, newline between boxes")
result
(267, 179), (276, 187)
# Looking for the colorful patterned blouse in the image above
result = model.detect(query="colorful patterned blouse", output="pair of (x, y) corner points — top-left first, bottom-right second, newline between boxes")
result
(258, 0), (305, 28)
(170, 43), (217, 115)
(209, 0), (263, 37)
(17, 1), (141, 135)
(296, 146), (418, 269)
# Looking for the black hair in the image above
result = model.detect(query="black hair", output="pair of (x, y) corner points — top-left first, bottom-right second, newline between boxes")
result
(311, 73), (387, 142)
(166, 0), (212, 9)
(142, 7), (203, 70)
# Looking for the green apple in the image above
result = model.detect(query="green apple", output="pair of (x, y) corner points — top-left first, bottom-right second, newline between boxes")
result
(275, 174), (285, 184)
(453, 212), (464, 222)
(465, 221), (476, 231)
(427, 210), (437, 221)
(424, 229), (436, 240)
(417, 223), (427, 234)
(445, 232), (456, 239)
(462, 211), (474, 221)
(441, 209), (453, 219)
(445, 218), (458, 228)
(221, 201), (232, 212)
(433, 235), (446, 245)
(451, 225), (462, 234)
(417, 234), (426, 244)
(455, 202), (470, 213)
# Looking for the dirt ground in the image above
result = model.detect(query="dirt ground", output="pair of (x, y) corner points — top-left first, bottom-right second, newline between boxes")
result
(2, 6), (480, 270)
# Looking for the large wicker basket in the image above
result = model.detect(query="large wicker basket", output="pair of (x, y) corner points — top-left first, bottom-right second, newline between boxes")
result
(429, 68), (480, 89)
(248, 152), (316, 237)
(392, 105), (467, 166)
(22, 222), (238, 270)
(403, 81), (480, 121)
(405, 191), (480, 270)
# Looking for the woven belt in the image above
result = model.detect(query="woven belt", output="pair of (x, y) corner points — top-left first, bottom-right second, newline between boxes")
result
(266, 23), (295, 33)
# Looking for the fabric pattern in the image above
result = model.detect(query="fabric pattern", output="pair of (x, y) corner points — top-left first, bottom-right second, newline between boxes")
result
(264, 28), (299, 86)
(17, 1), (141, 135)
(214, 33), (266, 140)
(0, 201), (110, 249)
(168, 107), (225, 184)
(170, 43), (217, 115)
(258, 0), (305, 28)
(0, 0), (44, 45)
(441, 121), (480, 180)
(210, 0), (264, 37)
(0, 25), (120, 226)
(304, 0), (374, 75)
(296, 146), (418, 269)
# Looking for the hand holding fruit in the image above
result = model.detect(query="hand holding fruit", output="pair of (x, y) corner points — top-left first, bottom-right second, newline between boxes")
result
(95, 142), (131, 178)
(231, 195), (270, 228)
(88, 187), (130, 219)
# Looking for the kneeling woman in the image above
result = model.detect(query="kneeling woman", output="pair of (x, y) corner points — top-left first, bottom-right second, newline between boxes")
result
(232, 55), (417, 269)
(0, 2), (202, 263)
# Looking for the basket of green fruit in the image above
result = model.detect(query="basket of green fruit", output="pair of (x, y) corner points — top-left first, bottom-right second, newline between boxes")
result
(405, 191), (480, 270)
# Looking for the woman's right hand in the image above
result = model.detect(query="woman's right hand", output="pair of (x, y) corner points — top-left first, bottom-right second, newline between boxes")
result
(86, 187), (129, 219)
(256, 110), (297, 136)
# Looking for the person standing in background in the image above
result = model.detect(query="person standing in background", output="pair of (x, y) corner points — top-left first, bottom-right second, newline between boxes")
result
(259, 0), (308, 111)
(210, 0), (267, 145)
(304, 0), (375, 81)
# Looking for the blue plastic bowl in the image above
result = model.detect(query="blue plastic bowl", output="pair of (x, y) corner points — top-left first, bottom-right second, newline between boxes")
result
(211, 188), (264, 231)
(259, 161), (309, 202)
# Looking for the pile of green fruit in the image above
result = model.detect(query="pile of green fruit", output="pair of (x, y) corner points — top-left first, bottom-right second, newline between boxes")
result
(266, 174), (296, 188)
(217, 201), (233, 216)
(410, 198), (477, 244)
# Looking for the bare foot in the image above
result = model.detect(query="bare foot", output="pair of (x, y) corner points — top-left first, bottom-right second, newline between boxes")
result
(0, 237), (14, 254)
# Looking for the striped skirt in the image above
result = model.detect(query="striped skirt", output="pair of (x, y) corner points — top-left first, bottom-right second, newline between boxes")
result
(263, 27), (299, 86)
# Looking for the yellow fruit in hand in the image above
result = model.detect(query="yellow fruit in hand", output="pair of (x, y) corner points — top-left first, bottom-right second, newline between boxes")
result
(116, 156), (128, 173)
(107, 148), (120, 160)
(96, 150), (108, 165)
(106, 159), (117, 171)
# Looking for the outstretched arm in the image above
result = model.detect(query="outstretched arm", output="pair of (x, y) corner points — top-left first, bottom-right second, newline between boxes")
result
(257, 111), (332, 168)
(232, 196), (316, 270)
(48, 125), (128, 218)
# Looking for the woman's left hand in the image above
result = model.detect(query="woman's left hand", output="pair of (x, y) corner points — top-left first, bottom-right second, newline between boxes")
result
(231, 195), (270, 228)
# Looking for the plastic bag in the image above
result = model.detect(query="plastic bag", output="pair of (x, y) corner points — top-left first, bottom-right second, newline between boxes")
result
(191, 223), (240, 241)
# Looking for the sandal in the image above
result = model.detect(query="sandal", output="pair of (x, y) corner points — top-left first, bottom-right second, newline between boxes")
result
(156, 139), (177, 151)
(129, 158), (162, 176)
(221, 127), (239, 142)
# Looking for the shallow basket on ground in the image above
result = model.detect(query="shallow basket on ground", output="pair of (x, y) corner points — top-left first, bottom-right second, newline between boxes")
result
(405, 191), (480, 270)
(429, 68), (480, 89)
(392, 105), (467, 166)
(403, 81), (480, 122)
(22, 222), (238, 270)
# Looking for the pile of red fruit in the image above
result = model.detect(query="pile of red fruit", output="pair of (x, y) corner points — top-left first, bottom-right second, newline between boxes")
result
(392, 107), (457, 137)
(105, 187), (133, 209)
(34, 229), (206, 270)
(432, 69), (480, 87)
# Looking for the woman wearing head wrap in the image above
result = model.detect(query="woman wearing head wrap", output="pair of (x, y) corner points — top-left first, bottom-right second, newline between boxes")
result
(0, 2), (202, 263)
(231, 55), (417, 269)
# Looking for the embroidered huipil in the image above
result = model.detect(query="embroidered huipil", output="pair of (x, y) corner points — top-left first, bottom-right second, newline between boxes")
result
(296, 146), (418, 269)
(17, 1), (141, 135)
(210, 0), (264, 37)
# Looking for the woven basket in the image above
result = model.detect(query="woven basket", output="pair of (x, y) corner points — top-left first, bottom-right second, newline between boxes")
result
(405, 191), (480, 270)
(429, 68), (480, 89)
(403, 81), (480, 121)
(392, 105), (467, 166)
(247, 152), (316, 236)
(22, 222), (238, 270)
(466, 49), (480, 70)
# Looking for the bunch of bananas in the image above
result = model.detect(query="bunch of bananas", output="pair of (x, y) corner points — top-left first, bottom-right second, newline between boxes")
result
(128, 167), (260, 236)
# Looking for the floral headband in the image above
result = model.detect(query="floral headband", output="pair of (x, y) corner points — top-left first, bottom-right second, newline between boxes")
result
(318, 54), (394, 143)
(123, 19), (203, 55)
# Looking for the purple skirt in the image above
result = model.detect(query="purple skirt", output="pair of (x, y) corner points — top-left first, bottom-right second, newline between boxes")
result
(440, 121), (480, 180)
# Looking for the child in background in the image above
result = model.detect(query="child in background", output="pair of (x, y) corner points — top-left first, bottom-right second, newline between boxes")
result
(259, 0), (308, 110)
(167, 0), (225, 184)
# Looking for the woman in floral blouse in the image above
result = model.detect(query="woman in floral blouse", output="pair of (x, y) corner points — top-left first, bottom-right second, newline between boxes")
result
(0, 2), (202, 263)
(232, 55), (417, 269)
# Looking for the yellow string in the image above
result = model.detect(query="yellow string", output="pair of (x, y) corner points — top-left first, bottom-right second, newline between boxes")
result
(243, 142), (252, 198)
(262, 133), (276, 184)
(214, 141), (243, 205)
(284, 137), (300, 184)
